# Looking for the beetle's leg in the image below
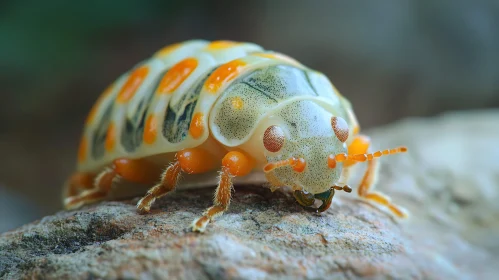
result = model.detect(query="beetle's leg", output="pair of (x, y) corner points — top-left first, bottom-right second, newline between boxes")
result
(64, 172), (95, 197)
(341, 134), (408, 218)
(64, 158), (163, 210)
(293, 190), (315, 207)
(64, 167), (116, 210)
(191, 166), (233, 232)
(136, 147), (220, 213)
(112, 158), (164, 185)
(357, 155), (408, 218)
(315, 188), (335, 212)
(314, 185), (352, 212)
(338, 165), (352, 186)
(357, 157), (378, 197)
(265, 171), (285, 192)
(136, 161), (182, 213)
(191, 151), (254, 232)
(364, 191), (408, 218)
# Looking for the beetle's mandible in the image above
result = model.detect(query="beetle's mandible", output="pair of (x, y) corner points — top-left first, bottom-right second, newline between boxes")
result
(63, 40), (408, 232)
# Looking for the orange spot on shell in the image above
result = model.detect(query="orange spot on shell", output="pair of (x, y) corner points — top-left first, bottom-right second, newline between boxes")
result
(78, 137), (88, 162)
(204, 59), (246, 94)
(117, 66), (149, 103)
(252, 52), (299, 65)
(231, 97), (244, 110)
(105, 122), (116, 152)
(189, 112), (204, 139)
(205, 40), (239, 50)
(143, 115), (158, 144)
(155, 42), (182, 57)
(157, 58), (198, 95)
(85, 83), (115, 124)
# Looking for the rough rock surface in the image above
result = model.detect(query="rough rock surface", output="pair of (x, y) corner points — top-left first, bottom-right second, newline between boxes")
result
(1, 110), (498, 280)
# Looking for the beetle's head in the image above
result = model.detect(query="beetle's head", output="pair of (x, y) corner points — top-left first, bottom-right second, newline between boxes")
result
(260, 100), (349, 195)
(260, 100), (406, 197)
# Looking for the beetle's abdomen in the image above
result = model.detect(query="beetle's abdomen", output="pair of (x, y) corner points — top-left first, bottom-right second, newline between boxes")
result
(78, 40), (265, 172)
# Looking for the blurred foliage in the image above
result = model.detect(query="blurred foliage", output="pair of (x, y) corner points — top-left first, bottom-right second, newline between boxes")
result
(0, 0), (191, 117)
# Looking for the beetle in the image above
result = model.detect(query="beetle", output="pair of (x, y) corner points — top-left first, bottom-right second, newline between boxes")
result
(63, 39), (408, 232)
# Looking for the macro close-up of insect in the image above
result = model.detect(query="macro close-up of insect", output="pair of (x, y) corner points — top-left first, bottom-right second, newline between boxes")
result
(63, 39), (408, 232)
(4, 2), (499, 278)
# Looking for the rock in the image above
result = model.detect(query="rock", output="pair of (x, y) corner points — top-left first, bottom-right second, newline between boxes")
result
(1, 110), (498, 280)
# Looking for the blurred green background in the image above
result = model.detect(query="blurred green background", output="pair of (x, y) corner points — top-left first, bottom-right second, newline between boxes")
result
(1, 0), (499, 232)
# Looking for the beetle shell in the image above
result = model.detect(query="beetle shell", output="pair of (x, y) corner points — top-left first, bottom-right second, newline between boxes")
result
(77, 40), (359, 176)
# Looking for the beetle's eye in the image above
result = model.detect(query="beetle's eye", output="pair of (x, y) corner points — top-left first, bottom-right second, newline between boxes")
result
(263, 125), (285, 152)
(331, 116), (349, 142)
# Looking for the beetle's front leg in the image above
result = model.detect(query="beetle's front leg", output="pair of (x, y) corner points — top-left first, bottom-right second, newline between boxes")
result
(137, 147), (219, 213)
(191, 151), (254, 232)
(136, 161), (182, 213)
(313, 185), (352, 212)
(64, 172), (96, 198)
(293, 190), (315, 207)
(345, 134), (409, 218)
(357, 158), (408, 218)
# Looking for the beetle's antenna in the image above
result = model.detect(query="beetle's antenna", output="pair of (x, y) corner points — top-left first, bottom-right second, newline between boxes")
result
(328, 146), (407, 168)
(264, 157), (307, 173)
(263, 159), (290, 172)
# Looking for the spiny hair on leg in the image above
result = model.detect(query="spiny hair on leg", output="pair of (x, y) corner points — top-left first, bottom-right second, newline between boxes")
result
(166, 162), (183, 184)
(214, 167), (233, 204)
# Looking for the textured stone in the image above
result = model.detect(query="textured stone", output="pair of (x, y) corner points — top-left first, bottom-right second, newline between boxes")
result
(1, 110), (498, 280)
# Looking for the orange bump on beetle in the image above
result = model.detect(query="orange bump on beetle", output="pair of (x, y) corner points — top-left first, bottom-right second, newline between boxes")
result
(63, 39), (409, 233)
